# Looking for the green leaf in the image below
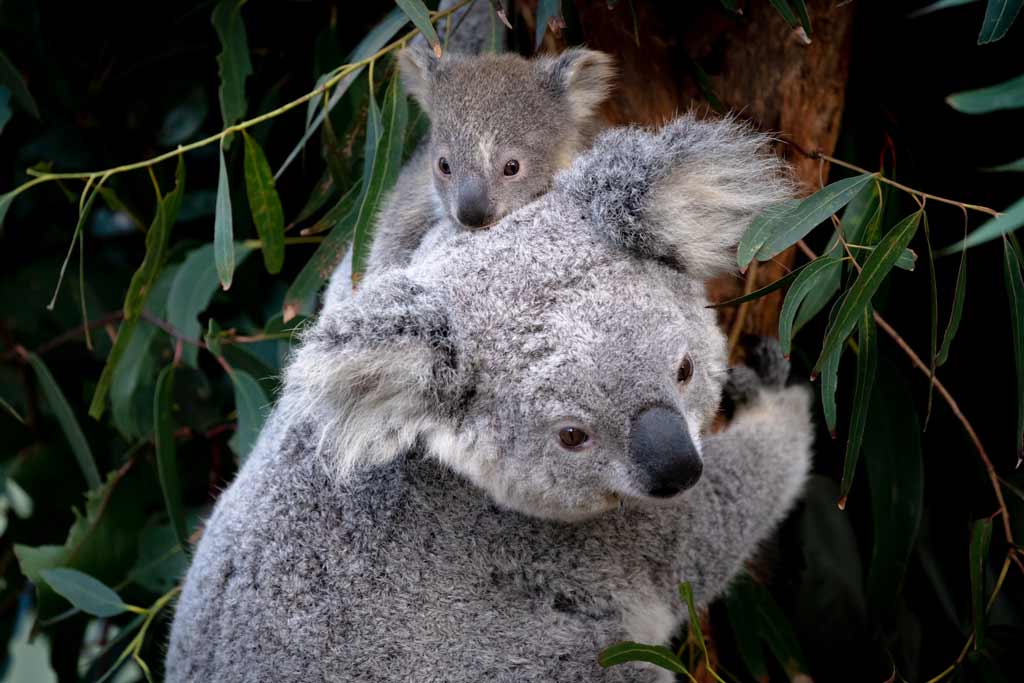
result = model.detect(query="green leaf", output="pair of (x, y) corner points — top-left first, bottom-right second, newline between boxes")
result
(154, 366), (188, 551)
(865, 366), (924, 615)
(25, 352), (101, 489)
(395, 0), (442, 57)
(110, 321), (158, 439)
(969, 518), (993, 649)
(1004, 236), (1024, 455)
(738, 173), (874, 268)
(978, 0), (1023, 43)
(48, 178), (105, 311)
(708, 259), (812, 308)
(167, 241), (253, 367)
(1, 395), (26, 424)
(298, 178), (360, 237)
(839, 310), (877, 505)
(679, 581), (721, 681)
(283, 184), (360, 320)
(0, 49), (40, 118)
(724, 577), (768, 681)
(737, 574), (808, 677)
(947, 73), (1024, 113)
(791, 0), (812, 35)
(228, 369), (269, 464)
(242, 131), (285, 273)
(778, 256), (842, 355)
(597, 642), (689, 674)
(768, 0), (799, 27)
(0, 190), (12, 231)
(282, 7), (408, 178)
(350, 68), (409, 280)
(535, 0), (565, 48)
(124, 156), (186, 320)
(983, 156), (1024, 172)
(908, 0), (979, 18)
(39, 568), (127, 618)
(0, 85), (12, 135)
(923, 213), (938, 424)
(204, 318), (224, 356)
(938, 236), (968, 366)
(815, 211), (922, 372)
(211, 0), (252, 131)
(289, 168), (336, 229)
(939, 195), (1024, 253)
(214, 142), (236, 290)
(820, 294), (846, 436)
(128, 519), (192, 595)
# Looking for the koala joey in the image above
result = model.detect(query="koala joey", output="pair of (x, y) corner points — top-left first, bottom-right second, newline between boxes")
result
(321, 43), (615, 307)
(166, 115), (814, 682)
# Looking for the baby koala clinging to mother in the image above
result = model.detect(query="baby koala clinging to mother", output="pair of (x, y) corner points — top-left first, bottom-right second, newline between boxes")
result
(322, 43), (614, 306)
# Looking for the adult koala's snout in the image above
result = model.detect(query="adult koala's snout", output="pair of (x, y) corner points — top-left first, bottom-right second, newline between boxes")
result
(628, 405), (703, 498)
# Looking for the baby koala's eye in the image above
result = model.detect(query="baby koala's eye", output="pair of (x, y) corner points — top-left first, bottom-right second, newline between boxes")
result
(677, 355), (694, 384)
(438, 157), (451, 175)
(503, 159), (520, 176)
(558, 426), (590, 450)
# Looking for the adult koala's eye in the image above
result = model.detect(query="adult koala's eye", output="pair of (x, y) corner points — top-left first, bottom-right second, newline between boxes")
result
(438, 157), (451, 175)
(558, 426), (590, 450)
(677, 356), (694, 384)
(503, 159), (520, 176)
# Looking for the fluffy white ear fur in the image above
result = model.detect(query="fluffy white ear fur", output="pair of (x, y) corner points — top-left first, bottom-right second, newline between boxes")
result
(399, 43), (440, 112)
(281, 276), (462, 480)
(557, 114), (796, 280)
(541, 48), (616, 130)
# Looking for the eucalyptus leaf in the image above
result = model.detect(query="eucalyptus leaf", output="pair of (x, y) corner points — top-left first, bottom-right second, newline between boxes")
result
(242, 132), (285, 273)
(395, 0), (442, 56)
(768, 0), (799, 27)
(26, 352), (101, 489)
(289, 168), (336, 229)
(1004, 236), (1024, 455)
(214, 143), (236, 290)
(969, 518), (993, 649)
(815, 211), (922, 372)
(724, 576), (768, 681)
(947, 73), (1024, 113)
(839, 310), (877, 505)
(708, 259), (812, 308)
(597, 641), (689, 674)
(937, 236), (967, 366)
(166, 241), (253, 367)
(977, 0), (1023, 43)
(154, 366), (188, 551)
(820, 294), (846, 436)
(535, 0), (565, 48)
(211, 0), (252, 131)
(0, 49), (40, 118)
(39, 568), (127, 618)
(938, 195), (1024, 253)
(229, 370), (269, 464)
(778, 256), (842, 355)
(738, 173), (874, 268)
(908, 0), (979, 18)
(983, 156), (1024, 172)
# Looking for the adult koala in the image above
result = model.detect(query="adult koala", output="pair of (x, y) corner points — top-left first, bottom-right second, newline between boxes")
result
(166, 115), (814, 682)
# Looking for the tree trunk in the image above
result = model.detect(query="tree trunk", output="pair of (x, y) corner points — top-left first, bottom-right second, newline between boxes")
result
(528, 0), (855, 356)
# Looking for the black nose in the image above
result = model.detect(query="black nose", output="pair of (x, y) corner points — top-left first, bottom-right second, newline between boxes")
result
(628, 405), (703, 498)
(456, 177), (490, 228)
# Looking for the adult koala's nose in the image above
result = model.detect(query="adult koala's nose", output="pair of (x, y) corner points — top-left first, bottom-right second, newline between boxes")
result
(628, 405), (703, 498)
(455, 176), (490, 228)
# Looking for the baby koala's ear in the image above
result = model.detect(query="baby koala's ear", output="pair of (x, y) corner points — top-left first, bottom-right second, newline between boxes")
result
(399, 43), (441, 111)
(283, 274), (466, 479)
(557, 114), (795, 280)
(541, 48), (615, 129)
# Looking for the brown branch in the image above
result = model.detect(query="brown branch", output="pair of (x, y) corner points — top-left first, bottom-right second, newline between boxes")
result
(795, 239), (1015, 550)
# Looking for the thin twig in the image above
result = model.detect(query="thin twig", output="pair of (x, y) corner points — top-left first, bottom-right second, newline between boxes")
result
(796, 239), (1015, 550)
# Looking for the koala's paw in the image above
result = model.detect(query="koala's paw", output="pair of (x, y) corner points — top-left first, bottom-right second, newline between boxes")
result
(724, 336), (790, 407)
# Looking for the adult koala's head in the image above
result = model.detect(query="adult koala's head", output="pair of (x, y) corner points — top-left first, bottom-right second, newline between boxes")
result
(286, 115), (793, 521)
(400, 44), (614, 229)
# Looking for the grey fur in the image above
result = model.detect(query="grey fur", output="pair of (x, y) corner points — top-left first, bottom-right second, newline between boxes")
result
(321, 44), (614, 307)
(166, 115), (811, 682)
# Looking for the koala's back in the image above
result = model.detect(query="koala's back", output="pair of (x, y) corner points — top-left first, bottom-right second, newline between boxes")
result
(166, 413), (673, 683)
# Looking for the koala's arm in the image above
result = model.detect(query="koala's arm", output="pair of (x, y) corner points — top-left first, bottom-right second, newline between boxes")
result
(367, 146), (441, 273)
(654, 383), (813, 606)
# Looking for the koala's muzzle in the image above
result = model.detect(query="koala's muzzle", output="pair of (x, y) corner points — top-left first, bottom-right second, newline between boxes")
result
(628, 405), (703, 498)
(455, 176), (491, 228)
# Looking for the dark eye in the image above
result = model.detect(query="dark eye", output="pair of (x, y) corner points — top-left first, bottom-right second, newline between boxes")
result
(558, 426), (590, 450)
(503, 159), (520, 176)
(438, 157), (451, 175)
(677, 356), (694, 384)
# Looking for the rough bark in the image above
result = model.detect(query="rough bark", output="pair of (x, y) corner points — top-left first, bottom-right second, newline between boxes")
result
(524, 0), (855, 354)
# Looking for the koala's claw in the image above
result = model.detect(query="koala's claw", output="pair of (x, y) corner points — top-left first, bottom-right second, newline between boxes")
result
(724, 336), (791, 407)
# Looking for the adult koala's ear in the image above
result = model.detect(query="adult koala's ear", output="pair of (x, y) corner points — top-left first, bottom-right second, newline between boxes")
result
(398, 43), (440, 111)
(282, 274), (465, 478)
(557, 114), (796, 279)
(540, 48), (615, 131)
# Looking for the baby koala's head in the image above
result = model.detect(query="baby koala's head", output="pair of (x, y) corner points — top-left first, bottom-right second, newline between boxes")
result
(400, 44), (615, 229)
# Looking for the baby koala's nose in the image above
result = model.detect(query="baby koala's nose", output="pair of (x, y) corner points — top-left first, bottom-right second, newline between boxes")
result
(456, 177), (491, 228)
(628, 405), (703, 498)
